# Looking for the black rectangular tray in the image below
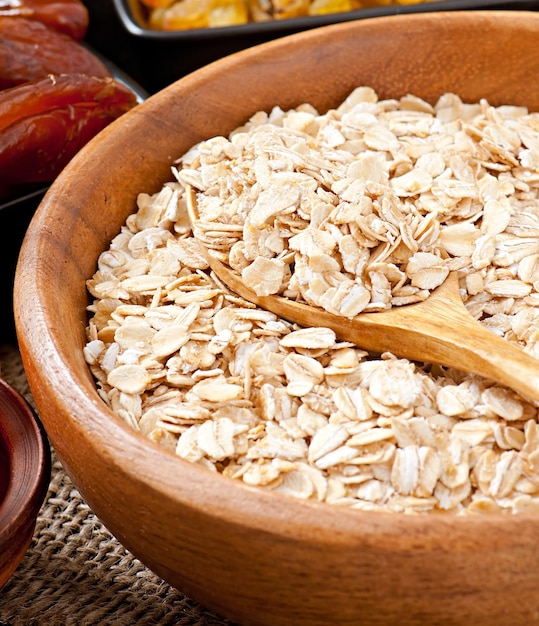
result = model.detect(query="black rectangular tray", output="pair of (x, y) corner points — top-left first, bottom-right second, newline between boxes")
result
(109, 0), (539, 93)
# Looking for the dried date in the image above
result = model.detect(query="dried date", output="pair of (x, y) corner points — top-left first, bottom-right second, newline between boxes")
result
(0, 16), (110, 90)
(0, 0), (89, 40)
(0, 73), (138, 195)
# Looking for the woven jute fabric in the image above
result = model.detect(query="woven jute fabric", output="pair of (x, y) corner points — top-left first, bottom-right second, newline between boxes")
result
(0, 344), (232, 626)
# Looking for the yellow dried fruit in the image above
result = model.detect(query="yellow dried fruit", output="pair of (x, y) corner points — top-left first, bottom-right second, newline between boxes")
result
(248, 0), (310, 20)
(308, 0), (362, 16)
(148, 0), (248, 30)
(142, 0), (443, 30)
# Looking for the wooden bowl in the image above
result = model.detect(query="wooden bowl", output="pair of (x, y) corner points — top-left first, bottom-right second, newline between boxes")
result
(13, 11), (539, 625)
(0, 377), (50, 588)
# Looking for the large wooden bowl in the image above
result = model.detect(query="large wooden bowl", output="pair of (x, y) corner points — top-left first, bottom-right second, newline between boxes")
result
(14, 11), (539, 625)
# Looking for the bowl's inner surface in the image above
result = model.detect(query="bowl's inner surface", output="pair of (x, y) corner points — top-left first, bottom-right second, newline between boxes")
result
(0, 433), (9, 505)
(0, 379), (50, 523)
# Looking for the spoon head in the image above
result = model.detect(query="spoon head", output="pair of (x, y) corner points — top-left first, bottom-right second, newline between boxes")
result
(186, 183), (463, 356)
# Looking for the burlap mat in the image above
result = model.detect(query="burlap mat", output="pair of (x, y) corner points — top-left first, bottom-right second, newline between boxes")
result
(0, 343), (233, 626)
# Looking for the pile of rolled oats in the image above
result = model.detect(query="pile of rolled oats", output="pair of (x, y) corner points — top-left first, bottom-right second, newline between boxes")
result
(85, 87), (539, 514)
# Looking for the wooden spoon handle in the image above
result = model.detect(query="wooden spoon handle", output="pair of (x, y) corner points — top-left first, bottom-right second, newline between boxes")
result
(347, 276), (539, 403)
(210, 258), (539, 402)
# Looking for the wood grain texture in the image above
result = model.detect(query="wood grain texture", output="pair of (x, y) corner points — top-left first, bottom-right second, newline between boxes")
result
(13, 11), (539, 625)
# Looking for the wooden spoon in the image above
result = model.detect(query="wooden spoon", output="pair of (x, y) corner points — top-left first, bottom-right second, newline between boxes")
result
(186, 187), (539, 402)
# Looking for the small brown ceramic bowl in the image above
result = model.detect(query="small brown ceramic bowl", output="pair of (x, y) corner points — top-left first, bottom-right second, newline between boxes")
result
(0, 377), (50, 589)
(13, 11), (539, 625)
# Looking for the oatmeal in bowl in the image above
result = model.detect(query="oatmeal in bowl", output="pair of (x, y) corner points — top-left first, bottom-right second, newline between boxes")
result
(85, 86), (539, 515)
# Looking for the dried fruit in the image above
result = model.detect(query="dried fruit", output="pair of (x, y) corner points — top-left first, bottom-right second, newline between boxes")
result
(141, 0), (439, 30)
(148, 0), (248, 29)
(0, 16), (109, 89)
(0, 74), (137, 195)
(0, 0), (89, 40)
